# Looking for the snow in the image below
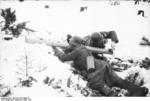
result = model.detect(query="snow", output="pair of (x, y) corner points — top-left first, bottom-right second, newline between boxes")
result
(116, 65), (150, 90)
(0, 0), (150, 98)
(0, 35), (88, 97)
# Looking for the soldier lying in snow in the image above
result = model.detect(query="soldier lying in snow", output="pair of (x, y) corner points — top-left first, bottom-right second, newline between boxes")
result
(83, 31), (118, 60)
(52, 36), (148, 96)
(67, 31), (118, 60)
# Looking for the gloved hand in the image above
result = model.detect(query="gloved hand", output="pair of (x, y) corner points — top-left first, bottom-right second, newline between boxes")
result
(108, 49), (113, 54)
(67, 34), (72, 43)
(52, 46), (62, 56)
(52, 46), (58, 53)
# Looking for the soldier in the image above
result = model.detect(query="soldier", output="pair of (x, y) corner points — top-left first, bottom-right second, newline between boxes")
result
(52, 36), (148, 96)
(83, 31), (118, 60)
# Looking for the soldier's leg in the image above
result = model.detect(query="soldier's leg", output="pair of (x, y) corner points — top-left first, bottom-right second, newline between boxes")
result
(105, 65), (148, 96)
(92, 53), (107, 61)
(87, 64), (115, 96)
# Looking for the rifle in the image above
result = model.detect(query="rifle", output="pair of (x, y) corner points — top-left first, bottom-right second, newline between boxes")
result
(25, 36), (113, 55)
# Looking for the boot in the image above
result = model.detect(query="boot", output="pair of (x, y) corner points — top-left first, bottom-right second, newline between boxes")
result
(116, 80), (148, 96)
(127, 86), (148, 96)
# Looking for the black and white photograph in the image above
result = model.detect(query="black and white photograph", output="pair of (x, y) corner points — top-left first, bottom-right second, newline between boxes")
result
(0, 0), (150, 100)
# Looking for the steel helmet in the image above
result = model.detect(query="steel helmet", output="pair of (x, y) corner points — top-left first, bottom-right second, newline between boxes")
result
(91, 32), (104, 42)
(69, 36), (83, 46)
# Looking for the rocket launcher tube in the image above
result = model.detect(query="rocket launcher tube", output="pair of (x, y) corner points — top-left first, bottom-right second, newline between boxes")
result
(25, 36), (113, 54)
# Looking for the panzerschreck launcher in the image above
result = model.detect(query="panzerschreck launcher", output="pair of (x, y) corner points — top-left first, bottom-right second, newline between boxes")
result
(25, 36), (113, 55)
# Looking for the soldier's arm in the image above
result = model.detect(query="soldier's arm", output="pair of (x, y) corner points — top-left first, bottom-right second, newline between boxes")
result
(101, 31), (119, 50)
(62, 47), (73, 54)
(102, 31), (119, 43)
(53, 47), (79, 62)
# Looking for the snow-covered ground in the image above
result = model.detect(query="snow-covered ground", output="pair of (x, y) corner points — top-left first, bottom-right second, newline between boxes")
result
(0, 0), (150, 58)
(0, 0), (150, 98)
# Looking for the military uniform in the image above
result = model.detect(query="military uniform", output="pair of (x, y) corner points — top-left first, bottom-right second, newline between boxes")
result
(84, 31), (119, 48)
(83, 31), (118, 60)
(53, 36), (148, 96)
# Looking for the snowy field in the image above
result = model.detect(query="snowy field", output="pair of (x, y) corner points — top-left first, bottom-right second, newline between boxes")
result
(0, 0), (150, 59)
(0, 0), (150, 99)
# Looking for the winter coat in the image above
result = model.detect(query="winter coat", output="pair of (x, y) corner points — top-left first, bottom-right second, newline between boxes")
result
(54, 45), (148, 96)
(83, 31), (118, 60)
(57, 45), (90, 72)
(55, 45), (114, 95)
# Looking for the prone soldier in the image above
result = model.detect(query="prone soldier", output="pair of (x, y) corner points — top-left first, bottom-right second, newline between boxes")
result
(83, 31), (118, 60)
(52, 36), (148, 96)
